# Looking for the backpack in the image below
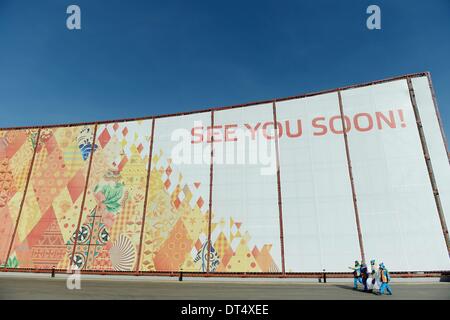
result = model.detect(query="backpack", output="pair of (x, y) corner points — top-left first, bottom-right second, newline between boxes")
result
(381, 269), (390, 283)
(360, 266), (368, 279)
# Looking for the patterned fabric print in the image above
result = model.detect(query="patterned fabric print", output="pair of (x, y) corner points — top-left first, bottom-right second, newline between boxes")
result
(139, 149), (210, 272)
(70, 207), (112, 270)
(72, 120), (152, 271)
(6, 126), (94, 269)
(1, 125), (280, 273)
(193, 240), (220, 272)
(138, 147), (278, 273)
(0, 129), (37, 267)
(210, 217), (280, 273)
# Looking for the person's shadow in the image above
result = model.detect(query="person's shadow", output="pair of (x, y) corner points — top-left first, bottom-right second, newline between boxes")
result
(334, 284), (373, 293)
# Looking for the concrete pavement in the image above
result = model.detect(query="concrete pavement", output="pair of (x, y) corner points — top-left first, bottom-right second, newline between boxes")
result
(0, 273), (448, 299)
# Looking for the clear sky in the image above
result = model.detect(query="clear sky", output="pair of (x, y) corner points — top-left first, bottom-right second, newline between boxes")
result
(0, 0), (449, 140)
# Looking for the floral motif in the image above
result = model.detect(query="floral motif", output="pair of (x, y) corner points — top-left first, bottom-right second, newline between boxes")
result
(194, 241), (220, 272)
(94, 182), (124, 214)
(77, 126), (97, 161)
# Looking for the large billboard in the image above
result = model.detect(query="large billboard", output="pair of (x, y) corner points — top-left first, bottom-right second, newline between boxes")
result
(0, 72), (449, 274)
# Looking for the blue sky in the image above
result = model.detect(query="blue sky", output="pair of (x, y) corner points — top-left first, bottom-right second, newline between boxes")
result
(0, 0), (449, 139)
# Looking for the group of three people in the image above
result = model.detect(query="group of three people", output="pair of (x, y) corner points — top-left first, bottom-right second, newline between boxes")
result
(349, 260), (392, 295)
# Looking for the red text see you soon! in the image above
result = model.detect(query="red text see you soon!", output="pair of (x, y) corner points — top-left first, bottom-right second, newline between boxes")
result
(191, 109), (407, 144)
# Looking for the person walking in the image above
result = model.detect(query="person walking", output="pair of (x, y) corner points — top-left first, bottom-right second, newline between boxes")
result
(367, 259), (380, 293)
(378, 263), (393, 295)
(360, 262), (369, 291)
(349, 260), (362, 290)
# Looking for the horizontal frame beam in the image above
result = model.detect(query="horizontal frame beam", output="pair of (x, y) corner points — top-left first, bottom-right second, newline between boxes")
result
(0, 72), (430, 131)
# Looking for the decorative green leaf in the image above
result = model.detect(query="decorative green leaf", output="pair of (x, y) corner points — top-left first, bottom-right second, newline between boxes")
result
(99, 182), (124, 214)
(6, 255), (19, 268)
(105, 200), (121, 213)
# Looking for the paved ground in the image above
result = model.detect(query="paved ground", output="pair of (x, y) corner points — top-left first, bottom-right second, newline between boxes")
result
(0, 273), (448, 299)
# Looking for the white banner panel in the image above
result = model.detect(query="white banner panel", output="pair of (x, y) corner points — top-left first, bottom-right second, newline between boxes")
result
(211, 103), (282, 273)
(139, 112), (212, 272)
(341, 80), (449, 271)
(412, 76), (450, 233)
(277, 93), (361, 272)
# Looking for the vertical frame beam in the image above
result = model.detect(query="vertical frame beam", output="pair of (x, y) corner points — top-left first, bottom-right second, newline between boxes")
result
(337, 91), (366, 263)
(3, 128), (41, 267)
(135, 118), (156, 273)
(425, 73), (450, 162)
(206, 111), (215, 274)
(407, 78), (450, 254)
(69, 123), (98, 271)
(272, 102), (286, 274)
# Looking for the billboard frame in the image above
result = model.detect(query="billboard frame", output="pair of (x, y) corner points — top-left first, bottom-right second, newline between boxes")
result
(0, 72), (443, 134)
(1, 71), (449, 277)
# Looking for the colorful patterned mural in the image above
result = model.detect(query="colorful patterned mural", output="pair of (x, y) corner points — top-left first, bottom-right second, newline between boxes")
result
(0, 117), (281, 273)
(6, 126), (95, 269)
(138, 149), (280, 273)
(209, 217), (280, 273)
(72, 120), (152, 271)
(0, 129), (37, 267)
(1, 74), (450, 274)
(138, 113), (212, 272)
(138, 149), (211, 272)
